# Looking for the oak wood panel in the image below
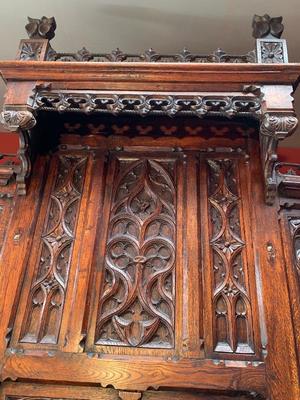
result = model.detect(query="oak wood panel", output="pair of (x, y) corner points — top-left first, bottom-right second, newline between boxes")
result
(280, 210), (300, 371)
(248, 143), (300, 399)
(8, 153), (89, 350)
(0, 157), (48, 357)
(200, 154), (261, 360)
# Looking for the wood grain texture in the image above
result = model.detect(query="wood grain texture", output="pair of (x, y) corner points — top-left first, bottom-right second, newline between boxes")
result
(0, 352), (266, 393)
(0, 23), (300, 397)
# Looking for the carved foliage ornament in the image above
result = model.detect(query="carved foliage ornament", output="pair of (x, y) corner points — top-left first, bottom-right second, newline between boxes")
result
(0, 110), (36, 131)
(252, 14), (284, 39)
(19, 42), (43, 61)
(25, 16), (56, 40)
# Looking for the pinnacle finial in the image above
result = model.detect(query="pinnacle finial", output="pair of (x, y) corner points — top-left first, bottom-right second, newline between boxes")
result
(252, 14), (284, 39)
(25, 16), (56, 40)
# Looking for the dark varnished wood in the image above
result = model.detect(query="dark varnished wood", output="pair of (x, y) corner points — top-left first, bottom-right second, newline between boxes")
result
(0, 14), (300, 400)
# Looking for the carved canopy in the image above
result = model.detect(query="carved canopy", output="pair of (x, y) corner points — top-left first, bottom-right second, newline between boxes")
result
(0, 14), (299, 204)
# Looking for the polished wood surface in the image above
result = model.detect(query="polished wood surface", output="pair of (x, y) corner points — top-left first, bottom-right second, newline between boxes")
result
(0, 14), (300, 400)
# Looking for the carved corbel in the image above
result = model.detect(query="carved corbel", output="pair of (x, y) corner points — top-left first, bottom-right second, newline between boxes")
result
(259, 112), (298, 204)
(253, 14), (288, 63)
(0, 110), (37, 195)
(17, 16), (56, 61)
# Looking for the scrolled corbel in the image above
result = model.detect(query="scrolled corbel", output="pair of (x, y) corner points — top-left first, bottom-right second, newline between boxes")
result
(259, 112), (298, 205)
(0, 109), (36, 195)
(0, 110), (36, 131)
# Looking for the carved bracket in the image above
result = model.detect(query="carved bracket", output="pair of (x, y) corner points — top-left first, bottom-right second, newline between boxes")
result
(259, 112), (298, 205)
(0, 110), (37, 195)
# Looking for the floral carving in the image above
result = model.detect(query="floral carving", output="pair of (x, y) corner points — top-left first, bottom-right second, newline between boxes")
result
(20, 42), (43, 61)
(19, 155), (87, 344)
(252, 14), (284, 39)
(95, 158), (176, 348)
(260, 42), (284, 63)
(207, 159), (254, 354)
(25, 16), (56, 40)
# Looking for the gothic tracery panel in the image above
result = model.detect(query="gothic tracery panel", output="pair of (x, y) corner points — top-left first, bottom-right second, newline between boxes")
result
(289, 217), (300, 281)
(207, 159), (254, 354)
(95, 157), (176, 348)
(19, 155), (87, 344)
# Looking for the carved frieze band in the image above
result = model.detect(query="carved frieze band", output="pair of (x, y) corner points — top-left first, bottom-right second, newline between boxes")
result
(33, 91), (262, 118)
(18, 155), (87, 344)
(207, 159), (255, 354)
(46, 47), (256, 63)
(95, 157), (176, 348)
(259, 113), (298, 204)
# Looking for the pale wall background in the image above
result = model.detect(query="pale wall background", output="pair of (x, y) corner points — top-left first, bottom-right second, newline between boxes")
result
(0, 0), (299, 147)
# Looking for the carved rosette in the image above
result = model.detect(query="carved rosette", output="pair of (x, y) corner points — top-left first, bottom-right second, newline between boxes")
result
(19, 41), (44, 61)
(260, 113), (298, 205)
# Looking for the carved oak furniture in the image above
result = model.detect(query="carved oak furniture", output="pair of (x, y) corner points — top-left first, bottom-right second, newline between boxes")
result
(0, 14), (300, 400)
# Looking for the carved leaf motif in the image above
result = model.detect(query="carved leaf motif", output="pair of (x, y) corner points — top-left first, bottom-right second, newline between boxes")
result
(96, 158), (176, 348)
(260, 42), (284, 63)
(20, 42), (43, 61)
(207, 159), (254, 354)
(20, 155), (87, 344)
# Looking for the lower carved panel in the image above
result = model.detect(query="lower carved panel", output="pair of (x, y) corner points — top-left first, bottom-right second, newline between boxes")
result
(207, 159), (255, 355)
(95, 156), (176, 349)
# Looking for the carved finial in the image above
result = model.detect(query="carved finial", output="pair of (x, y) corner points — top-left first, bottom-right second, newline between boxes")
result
(252, 14), (284, 39)
(25, 16), (56, 40)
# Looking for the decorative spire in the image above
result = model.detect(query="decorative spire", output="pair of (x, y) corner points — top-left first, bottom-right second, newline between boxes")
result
(252, 14), (284, 39)
(25, 16), (56, 40)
